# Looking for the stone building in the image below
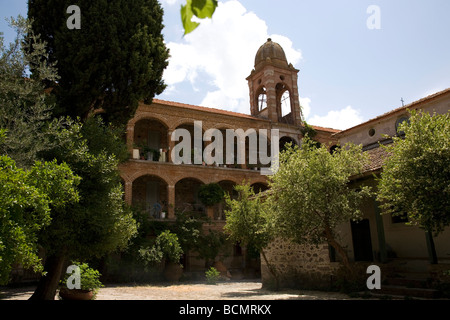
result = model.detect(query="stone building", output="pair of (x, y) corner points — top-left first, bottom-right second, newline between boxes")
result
(119, 37), (450, 286)
(260, 88), (450, 290)
(118, 38), (337, 277)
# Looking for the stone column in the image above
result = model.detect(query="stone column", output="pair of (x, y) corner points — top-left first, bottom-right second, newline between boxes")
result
(168, 130), (175, 163)
(373, 197), (387, 263)
(126, 124), (135, 155)
(124, 181), (133, 206)
(167, 184), (175, 219)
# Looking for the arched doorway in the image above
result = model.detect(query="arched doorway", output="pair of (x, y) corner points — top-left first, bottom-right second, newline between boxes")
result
(134, 118), (169, 161)
(132, 175), (168, 219)
(175, 178), (205, 213)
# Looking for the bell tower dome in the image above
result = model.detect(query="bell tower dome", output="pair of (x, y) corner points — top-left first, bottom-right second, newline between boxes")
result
(247, 38), (303, 125)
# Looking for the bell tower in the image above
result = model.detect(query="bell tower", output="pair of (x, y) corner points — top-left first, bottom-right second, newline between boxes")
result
(247, 38), (303, 125)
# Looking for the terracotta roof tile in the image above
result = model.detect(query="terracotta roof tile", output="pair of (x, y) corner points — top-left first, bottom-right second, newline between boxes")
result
(152, 99), (259, 120)
(151, 99), (340, 132)
(362, 145), (391, 173)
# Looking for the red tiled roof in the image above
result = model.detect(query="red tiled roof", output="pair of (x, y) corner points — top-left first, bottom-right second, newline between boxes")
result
(363, 145), (391, 173)
(151, 99), (340, 132)
(152, 99), (259, 120)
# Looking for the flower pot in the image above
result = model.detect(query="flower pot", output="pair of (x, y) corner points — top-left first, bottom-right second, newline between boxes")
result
(132, 149), (140, 159)
(163, 262), (183, 282)
(59, 288), (94, 300)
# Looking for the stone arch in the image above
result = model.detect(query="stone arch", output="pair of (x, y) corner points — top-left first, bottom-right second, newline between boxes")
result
(132, 174), (169, 219)
(133, 117), (170, 161)
(128, 112), (170, 129)
(255, 86), (268, 112)
(175, 177), (205, 213)
(279, 135), (298, 152)
(276, 82), (294, 124)
(250, 181), (269, 194)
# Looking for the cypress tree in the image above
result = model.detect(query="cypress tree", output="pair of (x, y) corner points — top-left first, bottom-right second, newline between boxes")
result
(28, 0), (169, 127)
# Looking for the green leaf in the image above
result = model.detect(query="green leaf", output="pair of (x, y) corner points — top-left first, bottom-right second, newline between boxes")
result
(181, 1), (200, 35)
(191, 0), (218, 19)
(181, 0), (218, 35)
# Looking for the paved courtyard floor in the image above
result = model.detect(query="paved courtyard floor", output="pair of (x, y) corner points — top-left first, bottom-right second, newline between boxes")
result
(1, 280), (355, 300)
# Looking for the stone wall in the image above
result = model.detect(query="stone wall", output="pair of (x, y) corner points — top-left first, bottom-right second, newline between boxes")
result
(261, 238), (340, 290)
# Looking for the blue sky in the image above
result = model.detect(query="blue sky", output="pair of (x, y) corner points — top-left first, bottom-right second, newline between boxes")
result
(1, 0), (449, 129)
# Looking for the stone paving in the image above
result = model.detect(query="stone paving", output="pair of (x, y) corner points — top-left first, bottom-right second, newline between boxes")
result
(1, 280), (355, 300)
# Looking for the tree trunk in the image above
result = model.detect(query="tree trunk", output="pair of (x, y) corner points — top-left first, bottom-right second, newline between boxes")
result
(324, 226), (353, 273)
(29, 253), (67, 300)
(425, 229), (438, 264)
(260, 249), (279, 291)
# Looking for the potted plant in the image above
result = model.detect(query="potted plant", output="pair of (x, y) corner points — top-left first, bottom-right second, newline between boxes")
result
(139, 230), (184, 281)
(59, 262), (104, 300)
(198, 183), (225, 207)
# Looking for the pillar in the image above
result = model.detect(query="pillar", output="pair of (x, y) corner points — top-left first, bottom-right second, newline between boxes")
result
(124, 181), (133, 205)
(373, 198), (387, 263)
(167, 184), (175, 219)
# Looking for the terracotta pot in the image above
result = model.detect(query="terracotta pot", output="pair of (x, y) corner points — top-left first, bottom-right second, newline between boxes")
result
(59, 288), (94, 300)
(163, 262), (183, 282)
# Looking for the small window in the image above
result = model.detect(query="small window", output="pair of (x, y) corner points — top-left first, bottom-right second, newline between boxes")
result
(395, 116), (409, 135)
(368, 128), (376, 137)
(257, 88), (267, 111)
(280, 90), (291, 117)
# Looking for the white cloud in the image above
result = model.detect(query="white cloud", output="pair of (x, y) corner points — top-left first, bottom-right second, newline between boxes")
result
(160, 0), (182, 5)
(299, 97), (311, 119)
(307, 105), (364, 130)
(160, 0), (302, 113)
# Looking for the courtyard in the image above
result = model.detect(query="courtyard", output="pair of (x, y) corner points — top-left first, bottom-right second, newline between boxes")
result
(1, 280), (354, 300)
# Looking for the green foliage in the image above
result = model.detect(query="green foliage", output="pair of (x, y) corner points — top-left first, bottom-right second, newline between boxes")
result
(377, 110), (450, 236)
(266, 137), (371, 246)
(196, 230), (229, 264)
(0, 16), (60, 168)
(139, 230), (183, 266)
(223, 183), (272, 251)
(181, 0), (218, 35)
(37, 117), (137, 260)
(205, 267), (220, 285)
(28, 0), (169, 127)
(60, 262), (103, 296)
(300, 121), (317, 138)
(198, 183), (225, 206)
(0, 155), (79, 285)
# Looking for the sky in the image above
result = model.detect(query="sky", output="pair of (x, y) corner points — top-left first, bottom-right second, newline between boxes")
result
(1, 0), (449, 130)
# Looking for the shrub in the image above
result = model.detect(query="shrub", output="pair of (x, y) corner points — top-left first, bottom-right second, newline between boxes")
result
(205, 267), (221, 285)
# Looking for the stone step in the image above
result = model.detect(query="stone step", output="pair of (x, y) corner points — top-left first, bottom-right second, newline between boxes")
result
(378, 285), (441, 299)
(384, 277), (430, 288)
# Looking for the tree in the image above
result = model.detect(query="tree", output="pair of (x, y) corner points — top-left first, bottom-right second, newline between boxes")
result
(223, 183), (279, 289)
(0, 130), (80, 285)
(30, 117), (138, 300)
(28, 0), (169, 127)
(377, 110), (450, 263)
(266, 137), (371, 272)
(0, 16), (59, 168)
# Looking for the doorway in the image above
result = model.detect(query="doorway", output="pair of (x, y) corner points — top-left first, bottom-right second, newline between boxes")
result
(351, 219), (374, 262)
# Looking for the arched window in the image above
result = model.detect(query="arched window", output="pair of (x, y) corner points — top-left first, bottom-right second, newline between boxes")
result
(395, 116), (409, 135)
(257, 87), (267, 111)
(280, 90), (291, 117)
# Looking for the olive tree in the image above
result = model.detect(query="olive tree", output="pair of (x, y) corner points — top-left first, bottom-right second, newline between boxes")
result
(266, 137), (372, 272)
(377, 110), (450, 263)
